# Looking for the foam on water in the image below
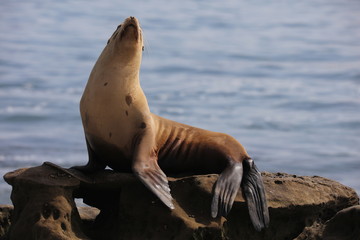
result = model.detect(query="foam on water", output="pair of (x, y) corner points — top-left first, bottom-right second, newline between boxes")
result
(1, 0), (360, 204)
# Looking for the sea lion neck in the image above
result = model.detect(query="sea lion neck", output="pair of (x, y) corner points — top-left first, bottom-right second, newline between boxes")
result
(89, 45), (141, 87)
(94, 16), (144, 87)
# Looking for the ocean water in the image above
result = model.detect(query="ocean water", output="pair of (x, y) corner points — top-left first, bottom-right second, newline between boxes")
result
(0, 0), (359, 204)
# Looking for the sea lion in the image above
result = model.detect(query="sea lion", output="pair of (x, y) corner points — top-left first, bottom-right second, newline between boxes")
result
(75, 16), (269, 231)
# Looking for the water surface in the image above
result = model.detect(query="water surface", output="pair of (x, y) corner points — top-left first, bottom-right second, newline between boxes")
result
(1, 0), (360, 203)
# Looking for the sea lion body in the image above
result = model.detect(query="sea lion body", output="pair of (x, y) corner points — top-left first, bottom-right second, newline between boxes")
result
(75, 16), (269, 231)
(153, 114), (244, 174)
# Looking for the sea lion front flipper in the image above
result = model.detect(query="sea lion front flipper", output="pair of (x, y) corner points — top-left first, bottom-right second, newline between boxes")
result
(132, 128), (174, 210)
(133, 160), (174, 210)
(211, 162), (243, 218)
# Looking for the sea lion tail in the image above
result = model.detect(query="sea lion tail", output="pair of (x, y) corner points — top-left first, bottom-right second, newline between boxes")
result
(241, 158), (269, 231)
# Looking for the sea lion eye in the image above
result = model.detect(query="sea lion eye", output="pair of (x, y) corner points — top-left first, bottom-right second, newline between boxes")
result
(117, 24), (122, 29)
(142, 46), (144, 51)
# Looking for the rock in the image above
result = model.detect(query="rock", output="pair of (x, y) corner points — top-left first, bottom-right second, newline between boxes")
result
(294, 220), (325, 240)
(3, 165), (88, 240)
(77, 207), (100, 223)
(0, 205), (12, 239)
(260, 172), (359, 240)
(1, 163), (359, 239)
(323, 205), (360, 240)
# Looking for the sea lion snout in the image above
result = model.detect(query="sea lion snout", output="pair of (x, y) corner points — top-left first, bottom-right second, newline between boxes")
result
(120, 17), (140, 40)
(124, 16), (139, 27)
(106, 17), (142, 50)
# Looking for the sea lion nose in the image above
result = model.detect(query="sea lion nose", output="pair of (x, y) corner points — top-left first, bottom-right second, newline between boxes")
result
(130, 16), (135, 20)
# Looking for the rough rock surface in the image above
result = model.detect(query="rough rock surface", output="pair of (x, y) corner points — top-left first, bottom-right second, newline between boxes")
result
(0, 205), (12, 239)
(1, 163), (359, 239)
(3, 165), (88, 240)
(323, 205), (360, 240)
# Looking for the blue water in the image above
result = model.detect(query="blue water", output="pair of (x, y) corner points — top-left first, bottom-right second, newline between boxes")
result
(1, 0), (360, 204)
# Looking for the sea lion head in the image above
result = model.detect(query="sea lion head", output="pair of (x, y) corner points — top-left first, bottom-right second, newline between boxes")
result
(106, 16), (144, 59)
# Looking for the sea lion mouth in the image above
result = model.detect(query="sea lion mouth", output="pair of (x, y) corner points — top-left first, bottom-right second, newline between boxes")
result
(106, 17), (142, 46)
(125, 23), (137, 30)
(120, 17), (140, 40)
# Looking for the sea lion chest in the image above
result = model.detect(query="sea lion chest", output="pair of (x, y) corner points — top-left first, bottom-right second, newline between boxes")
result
(80, 65), (150, 160)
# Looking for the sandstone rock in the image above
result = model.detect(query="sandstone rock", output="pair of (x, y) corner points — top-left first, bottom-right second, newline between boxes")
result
(77, 207), (100, 223)
(323, 205), (360, 240)
(3, 165), (88, 240)
(0, 205), (12, 239)
(260, 172), (359, 240)
(1, 163), (359, 239)
(79, 171), (358, 240)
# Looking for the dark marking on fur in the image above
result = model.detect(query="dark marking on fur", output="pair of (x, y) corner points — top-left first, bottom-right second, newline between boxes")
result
(104, 82), (108, 86)
(109, 132), (112, 138)
(125, 110), (129, 116)
(125, 95), (132, 106)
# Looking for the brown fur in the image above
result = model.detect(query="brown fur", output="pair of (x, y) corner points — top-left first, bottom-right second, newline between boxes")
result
(75, 17), (269, 230)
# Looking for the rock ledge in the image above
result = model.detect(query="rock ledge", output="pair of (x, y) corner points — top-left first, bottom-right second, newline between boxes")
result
(1, 163), (359, 240)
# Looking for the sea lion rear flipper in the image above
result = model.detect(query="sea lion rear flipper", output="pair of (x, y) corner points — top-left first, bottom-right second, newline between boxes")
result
(241, 158), (269, 231)
(133, 160), (174, 209)
(211, 162), (243, 218)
